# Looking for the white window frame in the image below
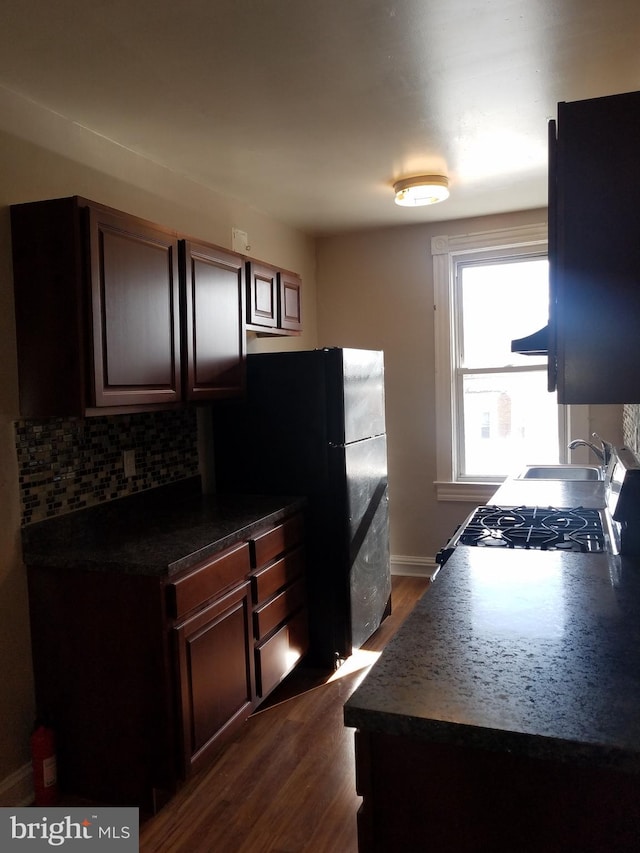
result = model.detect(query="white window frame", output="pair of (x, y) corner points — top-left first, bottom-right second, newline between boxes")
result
(432, 224), (588, 503)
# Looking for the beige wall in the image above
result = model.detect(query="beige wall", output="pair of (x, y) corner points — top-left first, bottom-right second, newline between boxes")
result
(315, 213), (623, 565)
(0, 97), (316, 789)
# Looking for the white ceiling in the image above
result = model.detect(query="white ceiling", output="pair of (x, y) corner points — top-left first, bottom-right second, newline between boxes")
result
(1, 0), (639, 235)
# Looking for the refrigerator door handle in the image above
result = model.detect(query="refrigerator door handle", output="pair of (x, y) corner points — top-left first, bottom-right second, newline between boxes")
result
(328, 437), (380, 448)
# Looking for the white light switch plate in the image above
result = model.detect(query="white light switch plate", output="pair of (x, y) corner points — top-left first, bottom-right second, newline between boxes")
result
(232, 228), (250, 254)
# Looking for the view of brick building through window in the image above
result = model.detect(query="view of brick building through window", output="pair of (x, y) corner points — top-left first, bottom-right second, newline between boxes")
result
(456, 257), (558, 478)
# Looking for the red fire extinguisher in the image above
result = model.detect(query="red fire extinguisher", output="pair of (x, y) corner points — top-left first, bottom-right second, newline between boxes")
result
(30, 722), (58, 806)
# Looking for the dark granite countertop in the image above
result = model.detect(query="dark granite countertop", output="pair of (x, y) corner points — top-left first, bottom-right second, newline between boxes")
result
(344, 476), (640, 773)
(21, 478), (306, 577)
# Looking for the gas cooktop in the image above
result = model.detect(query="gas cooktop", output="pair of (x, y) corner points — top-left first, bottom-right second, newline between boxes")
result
(436, 445), (640, 569)
(456, 505), (606, 553)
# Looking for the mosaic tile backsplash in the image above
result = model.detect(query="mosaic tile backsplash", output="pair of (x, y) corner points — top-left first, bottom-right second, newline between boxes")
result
(15, 408), (199, 525)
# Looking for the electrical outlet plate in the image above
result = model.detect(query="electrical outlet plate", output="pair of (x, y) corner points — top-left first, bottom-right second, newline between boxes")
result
(123, 449), (136, 478)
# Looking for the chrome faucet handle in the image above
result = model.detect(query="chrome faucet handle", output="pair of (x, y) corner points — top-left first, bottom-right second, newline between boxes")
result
(591, 432), (612, 466)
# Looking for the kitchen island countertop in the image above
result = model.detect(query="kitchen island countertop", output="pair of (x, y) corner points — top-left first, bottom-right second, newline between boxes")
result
(21, 478), (305, 577)
(344, 476), (640, 773)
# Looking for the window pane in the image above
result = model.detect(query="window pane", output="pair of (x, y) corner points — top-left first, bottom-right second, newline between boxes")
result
(460, 259), (548, 368)
(461, 371), (559, 478)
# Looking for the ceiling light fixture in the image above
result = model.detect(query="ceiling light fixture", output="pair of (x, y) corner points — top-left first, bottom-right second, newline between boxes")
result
(393, 175), (449, 207)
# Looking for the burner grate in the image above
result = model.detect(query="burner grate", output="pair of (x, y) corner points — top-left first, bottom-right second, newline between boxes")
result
(458, 505), (606, 553)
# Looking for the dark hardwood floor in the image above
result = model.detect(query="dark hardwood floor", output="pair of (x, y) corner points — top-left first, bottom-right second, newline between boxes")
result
(139, 575), (430, 853)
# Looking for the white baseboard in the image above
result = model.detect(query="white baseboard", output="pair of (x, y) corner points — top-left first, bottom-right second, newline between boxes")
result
(390, 554), (438, 580)
(0, 762), (32, 807)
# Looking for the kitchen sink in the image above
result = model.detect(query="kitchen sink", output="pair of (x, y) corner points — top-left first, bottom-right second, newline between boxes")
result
(517, 464), (603, 481)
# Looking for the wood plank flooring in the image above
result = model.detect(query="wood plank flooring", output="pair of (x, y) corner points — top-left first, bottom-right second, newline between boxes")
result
(139, 575), (429, 853)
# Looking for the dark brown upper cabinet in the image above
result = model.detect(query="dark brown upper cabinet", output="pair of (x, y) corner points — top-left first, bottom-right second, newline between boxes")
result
(180, 240), (245, 401)
(246, 261), (302, 336)
(10, 197), (247, 417)
(277, 269), (303, 333)
(88, 204), (182, 409)
(246, 261), (277, 330)
(549, 90), (640, 404)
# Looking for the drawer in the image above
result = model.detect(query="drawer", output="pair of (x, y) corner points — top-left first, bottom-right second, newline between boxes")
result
(167, 542), (250, 619)
(250, 513), (304, 568)
(253, 577), (306, 641)
(252, 546), (305, 605)
(255, 608), (309, 698)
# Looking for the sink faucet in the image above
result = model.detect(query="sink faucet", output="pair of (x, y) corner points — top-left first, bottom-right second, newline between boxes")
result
(568, 432), (611, 466)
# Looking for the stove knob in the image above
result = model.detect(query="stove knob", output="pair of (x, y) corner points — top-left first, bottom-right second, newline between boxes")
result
(435, 546), (453, 566)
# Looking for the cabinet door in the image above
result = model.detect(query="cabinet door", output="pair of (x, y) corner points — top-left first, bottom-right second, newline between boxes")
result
(181, 241), (246, 400)
(554, 91), (640, 403)
(27, 565), (175, 810)
(87, 205), (182, 408)
(246, 261), (278, 329)
(173, 581), (254, 775)
(277, 271), (302, 332)
(11, 197), (87, 417)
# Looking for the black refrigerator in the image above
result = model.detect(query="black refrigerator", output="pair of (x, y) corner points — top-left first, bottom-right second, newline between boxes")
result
(212, 347), (392, 668)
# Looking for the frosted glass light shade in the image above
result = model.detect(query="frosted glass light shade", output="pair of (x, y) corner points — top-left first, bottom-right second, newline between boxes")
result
(394, 175), (449, 206)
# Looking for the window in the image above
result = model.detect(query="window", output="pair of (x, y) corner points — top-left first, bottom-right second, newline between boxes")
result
(432, 224), (587, 502)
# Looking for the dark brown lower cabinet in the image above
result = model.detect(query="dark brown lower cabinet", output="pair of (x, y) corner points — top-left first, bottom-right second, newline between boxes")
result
(250, 516), (309, 700)
(27, 566), (176, 812)
(354, 730), (640, 853)
(173, 580), (253, 775)
(26, 511), (308, 811)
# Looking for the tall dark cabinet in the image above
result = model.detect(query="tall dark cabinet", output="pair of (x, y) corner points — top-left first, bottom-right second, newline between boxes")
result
(549, 90), (640, 404)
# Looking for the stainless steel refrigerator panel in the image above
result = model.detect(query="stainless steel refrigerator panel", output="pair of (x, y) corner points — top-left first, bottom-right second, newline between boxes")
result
(342, 434), (391, 649)
(326, 348), (386, 445)
(213, 347), (392, 667)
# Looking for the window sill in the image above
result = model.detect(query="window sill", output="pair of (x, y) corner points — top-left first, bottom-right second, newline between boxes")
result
(435, 480), (503, 503)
